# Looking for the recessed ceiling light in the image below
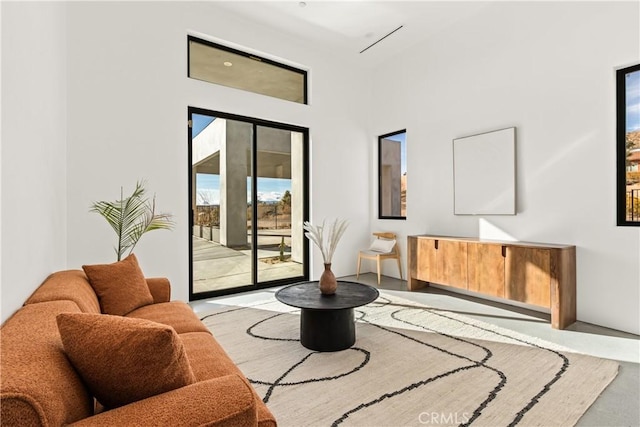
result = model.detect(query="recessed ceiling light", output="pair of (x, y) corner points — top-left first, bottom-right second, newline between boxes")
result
(223, 61), (233, 67)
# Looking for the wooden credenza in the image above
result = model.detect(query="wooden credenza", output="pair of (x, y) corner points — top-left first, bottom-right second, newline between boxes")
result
(407, 235), (576, 329)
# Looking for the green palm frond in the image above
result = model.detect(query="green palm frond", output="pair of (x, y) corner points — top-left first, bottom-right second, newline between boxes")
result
(90, 180), (174, 261)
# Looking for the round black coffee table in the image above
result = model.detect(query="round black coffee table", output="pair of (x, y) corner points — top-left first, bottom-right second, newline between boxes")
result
(275, 281), (379, 352)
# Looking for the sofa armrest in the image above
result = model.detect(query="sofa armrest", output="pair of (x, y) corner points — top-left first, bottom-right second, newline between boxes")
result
(145, 277), (171, 303)
(69, 375), (258, 427)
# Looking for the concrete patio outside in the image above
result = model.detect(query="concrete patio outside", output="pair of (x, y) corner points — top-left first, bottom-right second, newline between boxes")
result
(192, 234), (303, 294)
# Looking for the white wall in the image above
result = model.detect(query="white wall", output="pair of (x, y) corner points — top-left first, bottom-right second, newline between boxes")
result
(369, 1), (640, 334)
(4, 1), (636, 335)
(65, 2), (371, 303)
(1, 2), (68, 323)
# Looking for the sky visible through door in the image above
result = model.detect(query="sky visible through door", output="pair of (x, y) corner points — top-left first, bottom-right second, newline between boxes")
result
(193, 114), (292, 205)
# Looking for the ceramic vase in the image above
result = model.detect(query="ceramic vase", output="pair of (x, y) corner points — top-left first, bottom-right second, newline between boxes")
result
(319, 263), (337, 295)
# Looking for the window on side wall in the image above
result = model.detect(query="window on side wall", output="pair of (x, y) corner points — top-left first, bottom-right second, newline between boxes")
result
(378, 130), (407, 219)
(617, 64), (640, 226)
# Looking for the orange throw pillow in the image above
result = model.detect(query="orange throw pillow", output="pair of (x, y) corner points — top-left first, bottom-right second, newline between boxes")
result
(56, 313), (196, 409)
(82, 253), (153, 315)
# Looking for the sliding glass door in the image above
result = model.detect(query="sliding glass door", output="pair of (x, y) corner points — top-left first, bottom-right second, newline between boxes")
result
(189, 108), (308, 300)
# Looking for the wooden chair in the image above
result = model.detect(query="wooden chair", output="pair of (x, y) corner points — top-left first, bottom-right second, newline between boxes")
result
(356, 232), (403, 285)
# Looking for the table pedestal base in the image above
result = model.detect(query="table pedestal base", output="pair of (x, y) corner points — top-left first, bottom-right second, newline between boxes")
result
(300, 308), (355, 352)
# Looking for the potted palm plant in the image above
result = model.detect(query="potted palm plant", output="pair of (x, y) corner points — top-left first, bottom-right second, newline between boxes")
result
(90, 180), (174, 261)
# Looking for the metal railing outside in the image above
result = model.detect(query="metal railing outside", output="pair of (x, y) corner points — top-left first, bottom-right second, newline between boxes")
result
(628, 189), (640, 221)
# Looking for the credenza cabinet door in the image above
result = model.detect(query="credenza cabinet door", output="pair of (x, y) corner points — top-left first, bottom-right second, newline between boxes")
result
(415, 238), (437, 282)
(436, 240), (468, 289)
(468, 243), (505, 297)
(505, 247), (551, 307)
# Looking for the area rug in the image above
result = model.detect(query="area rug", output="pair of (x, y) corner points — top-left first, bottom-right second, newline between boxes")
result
(200, 292), (619, 427)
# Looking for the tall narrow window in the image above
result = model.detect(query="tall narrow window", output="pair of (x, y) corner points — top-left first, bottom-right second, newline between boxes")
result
(188, 36), (307, 104)
(378, 130), (407, 219)
(617, 64), (640, 226)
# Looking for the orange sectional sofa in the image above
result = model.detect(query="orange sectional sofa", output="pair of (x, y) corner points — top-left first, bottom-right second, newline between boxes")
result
(0, 270), (276, 426)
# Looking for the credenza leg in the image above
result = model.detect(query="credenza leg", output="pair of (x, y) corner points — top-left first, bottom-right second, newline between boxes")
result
(409, 278), (429, 291)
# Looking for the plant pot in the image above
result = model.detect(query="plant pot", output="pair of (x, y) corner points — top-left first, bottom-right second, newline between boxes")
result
(319, 263), (337, 295)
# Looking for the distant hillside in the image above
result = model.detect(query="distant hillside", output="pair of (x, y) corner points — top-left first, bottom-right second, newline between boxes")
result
(628, 130), (640, 149)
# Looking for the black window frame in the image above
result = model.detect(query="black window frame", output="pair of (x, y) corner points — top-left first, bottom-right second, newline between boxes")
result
(616, 63), (640, 226)
(378, 129), (407, 220)
(187, 107), (310, 301)
(187, 35), (308, 105)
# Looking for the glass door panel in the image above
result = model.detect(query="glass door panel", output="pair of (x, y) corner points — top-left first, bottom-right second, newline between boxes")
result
(256, 126), (305, 283)
(191, 114), (254, 295)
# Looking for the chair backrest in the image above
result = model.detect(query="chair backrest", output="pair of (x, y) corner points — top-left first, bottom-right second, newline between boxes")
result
(373, 232), (396, 240)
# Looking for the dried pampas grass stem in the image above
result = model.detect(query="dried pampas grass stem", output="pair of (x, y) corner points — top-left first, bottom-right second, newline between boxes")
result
(303, 218), (349, 264)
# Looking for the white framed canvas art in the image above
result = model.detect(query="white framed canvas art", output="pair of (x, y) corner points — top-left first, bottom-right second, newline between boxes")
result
(453, 127), (516, 215)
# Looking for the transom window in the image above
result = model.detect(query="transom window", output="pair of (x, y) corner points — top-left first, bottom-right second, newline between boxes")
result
(188, 36), (307, 104)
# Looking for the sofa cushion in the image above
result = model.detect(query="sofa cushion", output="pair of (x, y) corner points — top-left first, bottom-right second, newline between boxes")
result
(67, 376), (258, 427)
(82, 253), (153, 315)
(127, 301), (211, 334)
(1, 301), (94, 426)
(25, 270), (101, 313)
(56, 313), (196, 409)
(180, 332), (277, 427)
(180, 332), (242, 381)
(145, 277), (171, 303)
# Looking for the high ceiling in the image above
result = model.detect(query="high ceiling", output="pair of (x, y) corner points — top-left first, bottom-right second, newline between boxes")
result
(213, 1), (492, 67)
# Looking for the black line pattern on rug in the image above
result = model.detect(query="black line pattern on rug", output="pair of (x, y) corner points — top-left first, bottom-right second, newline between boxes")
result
(215, 296), (503, 426)
(387, 309), (505, 427)
(200, 306), (247, 322)
(396, 306), (570, 426)
(370, 296), (570, 426)
(246, 311), (301, 343)
(244, 311), (372, 403)
(251, 347), (371, 403)
(334, 304), (506, 427)
(332, 363), (498, 427)
(202, 295), (569, 427)
(199, 299), (291, 322)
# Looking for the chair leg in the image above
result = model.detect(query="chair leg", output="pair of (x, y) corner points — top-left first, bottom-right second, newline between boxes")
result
(397, 256), (404, 280)
(376, 256), (381, 286)
(356, 255), (362, 279)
